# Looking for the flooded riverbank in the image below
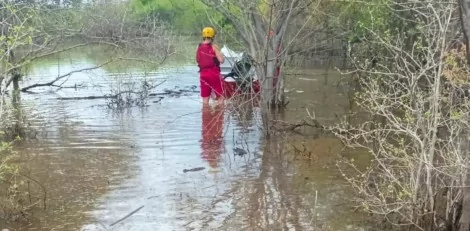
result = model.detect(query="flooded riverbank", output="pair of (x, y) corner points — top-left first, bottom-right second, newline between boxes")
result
(0, 46), (378, 231)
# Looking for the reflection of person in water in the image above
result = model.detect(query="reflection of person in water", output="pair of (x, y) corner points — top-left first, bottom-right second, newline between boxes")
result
(201, 105), (224, 169)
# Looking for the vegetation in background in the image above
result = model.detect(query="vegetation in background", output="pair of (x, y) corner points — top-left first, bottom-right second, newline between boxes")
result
(130, 0), (237, 44)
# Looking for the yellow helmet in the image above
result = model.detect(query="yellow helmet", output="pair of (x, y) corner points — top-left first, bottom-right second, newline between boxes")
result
(202, 27), (216, 39)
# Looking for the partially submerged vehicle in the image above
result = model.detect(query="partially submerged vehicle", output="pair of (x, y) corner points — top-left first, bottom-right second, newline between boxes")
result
(220, 45), (261, 98)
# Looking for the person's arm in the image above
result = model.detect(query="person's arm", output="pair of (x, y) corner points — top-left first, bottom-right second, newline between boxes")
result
(212, 44), (224, 64)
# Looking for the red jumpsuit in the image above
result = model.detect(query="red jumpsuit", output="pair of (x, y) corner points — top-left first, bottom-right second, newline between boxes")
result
(196, 43), (224, 98)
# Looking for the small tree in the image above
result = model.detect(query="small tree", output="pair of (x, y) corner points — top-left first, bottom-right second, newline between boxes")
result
(327, 0), (470, 230)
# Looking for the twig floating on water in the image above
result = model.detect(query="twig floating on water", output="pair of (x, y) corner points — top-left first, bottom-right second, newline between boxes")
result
(234, 147), (248, 156)
(149, 89), (200, 96)
(183, 167), (205, 173)
(109, 205), (144, 227)
(57, 95), (118, 100)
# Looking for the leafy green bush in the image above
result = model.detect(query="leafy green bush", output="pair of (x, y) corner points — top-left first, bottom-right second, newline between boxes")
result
(129, 0), (237, 44)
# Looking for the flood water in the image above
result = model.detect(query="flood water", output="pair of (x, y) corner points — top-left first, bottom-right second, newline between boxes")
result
(2, 46), (376, 230)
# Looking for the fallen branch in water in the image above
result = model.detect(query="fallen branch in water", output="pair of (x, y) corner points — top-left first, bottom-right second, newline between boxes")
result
(109, 205), (144, 227)
(149, 89), (199, 96)
(273, 118), (325, 131)
(56, 93), (167, 101)
(23, 84), (87, 93)
(52, 83), (86, 90)
(273, 119), (355, 145)
(57, 81), (168, 101)
(57, 95), (117, 100)
(273, 109), (354, 137)
(19, 172), (47, 211)
(20, 59), (115, 92)
(183, 167), (205, 173)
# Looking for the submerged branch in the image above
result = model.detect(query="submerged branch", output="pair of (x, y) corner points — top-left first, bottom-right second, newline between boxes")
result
(57, 95), (117, 100)
(56, 80), (168, 101)
(19, 172), (47, 211)
(273, 119), (325, 132)
(56, 91), (157, 101)
(109, 205), (144, 227)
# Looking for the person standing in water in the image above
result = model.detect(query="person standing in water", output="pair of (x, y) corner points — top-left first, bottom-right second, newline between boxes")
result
(196, 27), (225, 106)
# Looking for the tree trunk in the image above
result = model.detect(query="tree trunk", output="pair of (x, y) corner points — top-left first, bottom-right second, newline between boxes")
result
(460, 171), (470, 231)
(459, 1), (470, 230)
(274, 72), (285, 107)
(12, 73), (20, 103)
(12, 73), (20, 91)
(260, 59), (285, 107)
(261, 57), (275, 107)
(459, 0), (470, 65)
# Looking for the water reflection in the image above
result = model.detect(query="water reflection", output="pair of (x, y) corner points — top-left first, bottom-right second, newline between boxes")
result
(228, 96), (258, 134)
(200, 105), (224, 169)
(7, 98), (137, 231)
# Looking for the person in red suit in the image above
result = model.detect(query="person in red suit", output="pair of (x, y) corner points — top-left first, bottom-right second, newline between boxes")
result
(196, 27), (225, 106)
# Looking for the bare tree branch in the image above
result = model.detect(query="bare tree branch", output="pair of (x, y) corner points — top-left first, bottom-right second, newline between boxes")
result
(20, 58), (115, 92)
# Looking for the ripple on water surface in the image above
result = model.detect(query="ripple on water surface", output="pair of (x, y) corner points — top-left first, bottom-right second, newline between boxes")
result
(11, 62), (371, 230)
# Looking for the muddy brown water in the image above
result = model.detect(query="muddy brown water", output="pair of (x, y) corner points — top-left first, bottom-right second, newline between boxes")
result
(1, 49), (376, 230)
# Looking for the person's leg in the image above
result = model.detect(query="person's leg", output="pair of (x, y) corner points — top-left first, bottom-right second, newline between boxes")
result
(200, 75), (211, 105)
(210, 75), (225, 107)
(203, 97), (210, 105)
(216, 96), (224, 106)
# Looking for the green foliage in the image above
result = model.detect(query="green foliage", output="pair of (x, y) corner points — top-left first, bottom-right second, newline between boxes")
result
(130, 0), (221, 33)
(327, 0), (392, 43)
(129, 0), (237, 45)
(326, 0), (424, 46)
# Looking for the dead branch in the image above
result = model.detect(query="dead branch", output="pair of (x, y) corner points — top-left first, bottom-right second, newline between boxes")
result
(57, 91), (164, 101)
(19, 172), (47, 211)
(19, 59), (115, 92)
(56, 95), (117, 100)
(52, 83), (86, 90)
(56, 80), (168, 102)
(149, 89), (200, 96)
(109, 205), (144, 227)
(273, 119), (325, 131)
